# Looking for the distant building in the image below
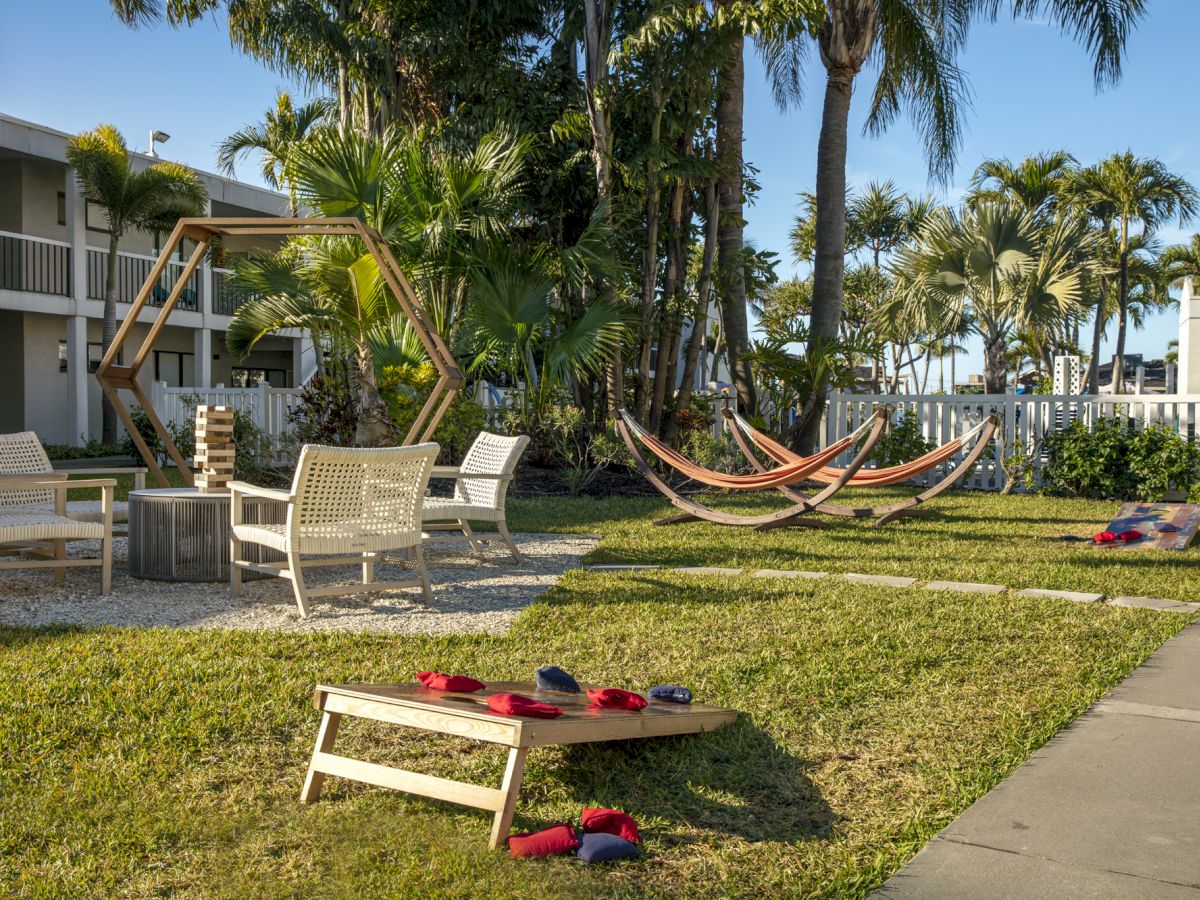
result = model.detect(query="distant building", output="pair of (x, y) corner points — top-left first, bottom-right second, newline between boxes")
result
(0, 113), (312, 446)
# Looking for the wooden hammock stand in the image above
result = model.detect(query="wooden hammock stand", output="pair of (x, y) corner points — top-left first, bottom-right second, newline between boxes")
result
(720, 404), (1001, 527)
(614, 407), (889, 530)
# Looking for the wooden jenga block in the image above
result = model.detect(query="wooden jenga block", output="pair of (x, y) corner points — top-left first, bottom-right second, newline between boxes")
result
(195, 405), (235, 494)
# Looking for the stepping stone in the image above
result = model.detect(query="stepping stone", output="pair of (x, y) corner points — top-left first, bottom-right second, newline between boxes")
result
(844, 573), (917, 588)
(584, 564), (661, 572)
(1108, 596), (1200, 613)
(1016, 588), (1105, 604)
(752, 569), (829, 580)
(923, 580), (1006, 595)
(674, 566), (744, 576)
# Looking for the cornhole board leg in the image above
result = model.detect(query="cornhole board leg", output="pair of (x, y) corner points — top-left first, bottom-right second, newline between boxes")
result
(300, 691), (526, 850)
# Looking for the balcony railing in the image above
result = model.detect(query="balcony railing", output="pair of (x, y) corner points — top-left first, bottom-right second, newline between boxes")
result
(0, 231), (71, 296)
(86, 248), (200, 311)
(213, 269), (251, 316)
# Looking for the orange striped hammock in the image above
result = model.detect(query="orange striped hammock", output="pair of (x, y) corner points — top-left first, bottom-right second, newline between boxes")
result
(613, 408), (891, 529)
(720, 406), (1001, 527)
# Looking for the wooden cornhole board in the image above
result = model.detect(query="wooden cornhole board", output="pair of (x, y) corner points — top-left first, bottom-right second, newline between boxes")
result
(301, 681), (737, 848)
(1097, 503), (1200, 551)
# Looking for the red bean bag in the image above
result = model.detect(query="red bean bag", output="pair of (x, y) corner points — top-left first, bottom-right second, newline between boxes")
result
(487, 692), (563, 719)
(586, 688), (647, 711)
(581, 807), (641, 844)
(507, 823), (580, 859)
(1118, 529), (1144, 542)
(416, 671), (485, 692)
(1092, 531), (1117, 544)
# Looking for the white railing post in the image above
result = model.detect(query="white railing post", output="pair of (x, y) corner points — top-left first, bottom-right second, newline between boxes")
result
(258, 381), (271, 433)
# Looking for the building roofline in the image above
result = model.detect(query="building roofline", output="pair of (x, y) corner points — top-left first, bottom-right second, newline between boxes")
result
(0, 111), (289, 213)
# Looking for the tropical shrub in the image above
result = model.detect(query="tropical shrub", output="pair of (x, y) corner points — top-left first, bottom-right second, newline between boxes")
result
(288, 374), (358, 447)
(1042, 416), (1200, 500)
(858, 410), (935, 467)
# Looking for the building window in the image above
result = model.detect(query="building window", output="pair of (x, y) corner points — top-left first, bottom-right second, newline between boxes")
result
(60, 341), (120, 373)
(154, 350), (195, 387)
(231, 367), (288, 388)
(85, 201), (111, 234)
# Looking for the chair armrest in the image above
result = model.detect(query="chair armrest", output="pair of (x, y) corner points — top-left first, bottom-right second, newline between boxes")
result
(228, 481), (292, 502)
(429, 467), (511, 481)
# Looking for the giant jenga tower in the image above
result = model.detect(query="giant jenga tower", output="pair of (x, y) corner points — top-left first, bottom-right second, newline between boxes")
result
(194, 405), (234, 493)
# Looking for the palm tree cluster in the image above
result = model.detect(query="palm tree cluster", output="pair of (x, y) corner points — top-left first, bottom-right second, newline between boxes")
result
(108, 0), (1162, 451)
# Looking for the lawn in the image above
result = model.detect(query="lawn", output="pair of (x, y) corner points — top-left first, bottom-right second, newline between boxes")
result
(1, 490), (1194, 897)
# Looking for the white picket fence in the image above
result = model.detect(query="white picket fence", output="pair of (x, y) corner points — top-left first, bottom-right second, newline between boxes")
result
(150, 382), (303, 451)
(819, 392), (1200, 491)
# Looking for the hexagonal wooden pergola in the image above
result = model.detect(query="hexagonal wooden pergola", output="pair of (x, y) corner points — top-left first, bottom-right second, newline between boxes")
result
(96, 217), (464, 488)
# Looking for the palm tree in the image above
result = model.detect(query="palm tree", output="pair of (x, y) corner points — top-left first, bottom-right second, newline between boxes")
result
(774, 0), (1144, 449)
(1160, 234), (1200, 286)
(968, 150), (1078, 217)
(1069, 152), (1196, 392)
(457, 248), (628, 418)
(228, 237), (395, 445)
(216, 91), (332, 215)
(66, 124), (207, 444)
(889, 203), (1094, 393)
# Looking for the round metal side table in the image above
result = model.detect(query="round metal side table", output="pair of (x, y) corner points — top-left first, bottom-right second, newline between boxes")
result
(128, 488), (286, 582)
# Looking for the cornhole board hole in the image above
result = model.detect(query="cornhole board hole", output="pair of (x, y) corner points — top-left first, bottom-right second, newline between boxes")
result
(300, 681), (737, 848)
(1097, 503), (1200, 551)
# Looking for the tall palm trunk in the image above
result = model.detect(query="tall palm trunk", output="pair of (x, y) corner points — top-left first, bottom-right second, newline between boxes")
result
(101, 234), (121, 445)
(1111, 232), (1130, 393)
(666, 176), (719, 443)
(635, 104), (664, 420)
(583, 0), (622, 415)
(714, 9), (755, 416)
(1086, 289), (1105, 394)
(800, 65), (855, 450)
(800, 0), (877, 452)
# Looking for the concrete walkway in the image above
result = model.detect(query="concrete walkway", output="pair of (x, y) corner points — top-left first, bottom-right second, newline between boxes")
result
(875, 621), (1200, 898)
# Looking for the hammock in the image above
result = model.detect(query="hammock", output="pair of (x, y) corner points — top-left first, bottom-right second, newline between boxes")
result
(618, 409), (883, 491)
(720, 406), (1001, 528)
(614, 408), (889, 529)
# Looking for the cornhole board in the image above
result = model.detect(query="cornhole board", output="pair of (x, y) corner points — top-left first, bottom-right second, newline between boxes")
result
(1097, 503), (1200, 551)
(301, 681), (737, 848)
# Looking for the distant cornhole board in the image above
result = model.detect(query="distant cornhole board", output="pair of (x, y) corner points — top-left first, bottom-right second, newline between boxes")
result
(1098, 503), (1200, 551)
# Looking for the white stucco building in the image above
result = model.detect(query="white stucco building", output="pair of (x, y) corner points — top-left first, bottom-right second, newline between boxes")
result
(0, 113), (311, 446)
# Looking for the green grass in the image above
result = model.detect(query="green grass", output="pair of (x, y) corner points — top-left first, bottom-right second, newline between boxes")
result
(506, 488), (1200, 602)
(0, 491), (1194, 897)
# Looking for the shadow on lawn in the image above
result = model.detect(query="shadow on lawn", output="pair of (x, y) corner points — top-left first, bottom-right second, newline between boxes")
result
(550, 718), (835, 845)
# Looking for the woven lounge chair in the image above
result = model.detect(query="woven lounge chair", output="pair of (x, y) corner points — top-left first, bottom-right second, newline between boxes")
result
(229, 443), (439, 618)
(423, 432), (530, 562)
(0, 473), (115, 593)
(0, 431), (145, 527)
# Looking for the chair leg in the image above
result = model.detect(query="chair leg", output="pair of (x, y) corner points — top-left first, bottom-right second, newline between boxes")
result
(100, 535), (111, 595)
(52, 540), (66, 583)
(460, 519), (484, 553)
(498, 521), (524, 564)
(414, 544), (434, 604)
(288, 552), (311, 618)
(229, 535), (242, 598)
(362, 552), (375, 585)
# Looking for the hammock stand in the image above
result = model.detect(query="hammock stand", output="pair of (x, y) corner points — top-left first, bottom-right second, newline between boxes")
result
(614, 408), (889, 530)
(720, 405), (1001, 528)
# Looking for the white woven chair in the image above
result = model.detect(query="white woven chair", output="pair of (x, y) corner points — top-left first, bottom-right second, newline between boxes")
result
(230, 442), (439, 618)
(0, 431), (145, 526)
(0, 473), (115, 593)
(423, 432), (530, 562)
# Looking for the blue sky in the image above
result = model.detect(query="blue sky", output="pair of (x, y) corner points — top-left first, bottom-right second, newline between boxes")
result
(4, 0), (1197, 378)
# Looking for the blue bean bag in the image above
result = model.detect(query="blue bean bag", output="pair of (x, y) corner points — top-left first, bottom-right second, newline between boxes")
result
(649, 685), (692, 704)
(577, 832), (638, 863)
(536, 665), (581, 693)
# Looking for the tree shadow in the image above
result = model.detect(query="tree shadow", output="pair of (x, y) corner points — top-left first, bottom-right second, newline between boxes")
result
(540, 716), (835, 845)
